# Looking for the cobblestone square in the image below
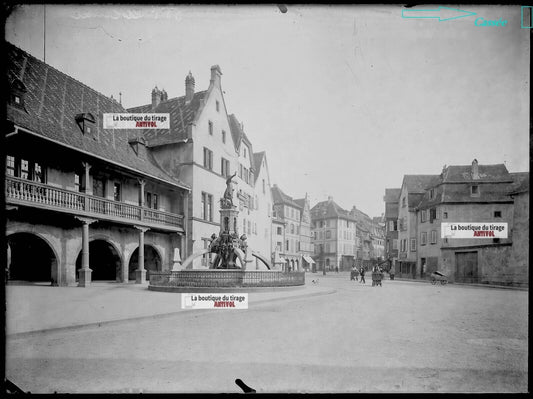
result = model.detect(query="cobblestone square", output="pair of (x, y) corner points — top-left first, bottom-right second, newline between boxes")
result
(5, 276), (528, 393)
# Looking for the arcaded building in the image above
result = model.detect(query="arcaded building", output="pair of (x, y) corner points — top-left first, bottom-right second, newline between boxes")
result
(6, 42), (190, 286)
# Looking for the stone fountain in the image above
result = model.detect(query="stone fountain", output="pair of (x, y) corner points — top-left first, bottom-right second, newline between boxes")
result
(149, 174), (305, 292)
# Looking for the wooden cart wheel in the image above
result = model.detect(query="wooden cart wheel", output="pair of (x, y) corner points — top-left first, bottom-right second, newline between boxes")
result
(431, 280), (437, 285)
(441, 280), (447, 285)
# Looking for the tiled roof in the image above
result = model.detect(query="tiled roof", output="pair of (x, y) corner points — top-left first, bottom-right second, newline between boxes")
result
(271, 185), (302, 209)
(349, 207), (374, 231)
(402, 175), (440, 193)
(441, 183), (516, 203)
(417, 165), (524, 207)
(293, 198), (306, 208)
(383, 188), (401, 202)
(442, 164), (511, 183)
(252, 151), (265, 183)
(6, 42), (189, 189)
(127, 90), (208, 147)
(310, 199), (357, 221)
(228, 114), (253, 154)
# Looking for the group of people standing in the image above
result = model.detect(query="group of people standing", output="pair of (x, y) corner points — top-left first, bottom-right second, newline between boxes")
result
(350, 264), (384, 286)
(350, 265), (366, 284)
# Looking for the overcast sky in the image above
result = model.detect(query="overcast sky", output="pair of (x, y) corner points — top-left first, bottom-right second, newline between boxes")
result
(6, 4), (529, 217)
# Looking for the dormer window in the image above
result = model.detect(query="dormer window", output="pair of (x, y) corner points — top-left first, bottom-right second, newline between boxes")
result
(10, 79), (27, 109)
(429, 188), (435, 200)
(75, 113), (96, 136)
(471, 185), (480, 197)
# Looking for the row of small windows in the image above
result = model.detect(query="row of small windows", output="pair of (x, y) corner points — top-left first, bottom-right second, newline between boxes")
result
(312, 219), (354, 229)
(399, 232), (438, 252)
(6, 155), (44, 183)
(419, 208), (501, 223)
(7, 155), (163, 209)
(403, 185), (483, 208)
(275, 224), (301, 236)
(312, 230), (355, 241)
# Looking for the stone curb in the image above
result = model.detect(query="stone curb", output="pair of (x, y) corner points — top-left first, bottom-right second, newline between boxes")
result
(6, 287), (337, 339)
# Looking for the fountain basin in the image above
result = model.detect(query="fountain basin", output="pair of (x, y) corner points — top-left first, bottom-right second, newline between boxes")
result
(148, 270), (305, 292)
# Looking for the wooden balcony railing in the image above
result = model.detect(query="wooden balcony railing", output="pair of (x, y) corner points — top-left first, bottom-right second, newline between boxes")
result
(5, 176), (183, 229)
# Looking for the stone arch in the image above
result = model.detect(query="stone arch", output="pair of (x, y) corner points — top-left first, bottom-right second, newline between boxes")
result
(295, 259), (299, 271)
(127, 244), (163, 281)
(7, 232), (60, 285)
(75, 238), (123, 281)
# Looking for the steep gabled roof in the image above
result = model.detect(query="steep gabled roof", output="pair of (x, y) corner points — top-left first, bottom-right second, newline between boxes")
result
(6, 42), (188, 189)
(127, 90), (208, 147)
(271, 185), (302, 209)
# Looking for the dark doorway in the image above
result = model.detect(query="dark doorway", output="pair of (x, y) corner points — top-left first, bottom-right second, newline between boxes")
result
(455, 251), (479, 283)
(76, 240), (121, 281)
(7, 233), (58, 284)
(128, 245), (162, 281)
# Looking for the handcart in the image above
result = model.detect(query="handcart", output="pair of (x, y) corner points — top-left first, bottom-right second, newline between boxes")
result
(430, 271), (448, 285)
(371, 271), (383, 287)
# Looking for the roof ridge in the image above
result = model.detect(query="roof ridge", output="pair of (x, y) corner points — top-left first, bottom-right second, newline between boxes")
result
(7, 41), (125, 111)
(127, 90), (208, 111)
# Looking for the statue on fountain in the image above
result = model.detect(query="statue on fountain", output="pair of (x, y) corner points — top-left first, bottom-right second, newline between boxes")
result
(206, 172), (251, 269)
(221, 172), (237, 209)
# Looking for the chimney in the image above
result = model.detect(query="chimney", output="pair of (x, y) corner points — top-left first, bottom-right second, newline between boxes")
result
(185, 71), (195, 102)
(151, 86), (161, 108)
(328, 196), (333, 202)
(471, 159), (479, 180)
(210, 65), (222, 88)
(161, 89), (168, 102)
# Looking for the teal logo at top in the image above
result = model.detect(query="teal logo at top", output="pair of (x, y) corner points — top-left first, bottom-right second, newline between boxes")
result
(402, 6), (476, 21)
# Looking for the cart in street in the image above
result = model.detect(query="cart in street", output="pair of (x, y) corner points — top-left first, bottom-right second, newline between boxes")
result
(430, 271), (448, 285)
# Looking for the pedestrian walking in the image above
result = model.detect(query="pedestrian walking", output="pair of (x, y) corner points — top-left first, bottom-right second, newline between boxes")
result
(359, 267), (365, 284)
